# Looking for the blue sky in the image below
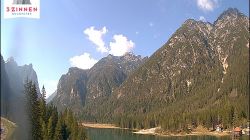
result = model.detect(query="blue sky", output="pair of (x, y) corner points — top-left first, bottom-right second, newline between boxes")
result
(1, 0), (249, 98)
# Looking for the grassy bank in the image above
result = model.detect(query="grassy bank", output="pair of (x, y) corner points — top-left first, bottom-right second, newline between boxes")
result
(1, 117), (17, 140)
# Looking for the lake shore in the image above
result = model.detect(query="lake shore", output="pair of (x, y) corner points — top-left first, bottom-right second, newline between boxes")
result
(82, 123), (231, 137)
(82, 122), (121, 129)
(134, 131), (230, 137)
(134, 126), (231, 137)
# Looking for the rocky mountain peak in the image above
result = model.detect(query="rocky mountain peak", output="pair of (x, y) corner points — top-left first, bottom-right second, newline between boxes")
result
(107, 54), (114, 59)
(3, 56), (41, 97)
(6, 57), (18, 67)
(123, 52), (135, 56)
(181, 18), (213, 38)
(183, 19), (196, 25)
(23, 64), (33, 69)
(121, 52), (143, 62)
(51, 52), (147, 111)
(214, 8), (247, 27)
(68, 67), (84, 74)
(217, 8), (242, 20)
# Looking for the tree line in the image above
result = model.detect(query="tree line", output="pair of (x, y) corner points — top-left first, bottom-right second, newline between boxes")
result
(81, 57), (249, 133)
(24, 81), (88, 140)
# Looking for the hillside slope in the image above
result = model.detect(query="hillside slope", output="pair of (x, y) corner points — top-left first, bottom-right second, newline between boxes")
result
(83, 8), (249, 130)
(51, 53), (147, 113)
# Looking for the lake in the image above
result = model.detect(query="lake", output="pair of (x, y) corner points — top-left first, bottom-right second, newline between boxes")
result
(86, 128), (248, 140)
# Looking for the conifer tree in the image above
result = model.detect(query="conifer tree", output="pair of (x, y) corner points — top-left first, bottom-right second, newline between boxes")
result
(42, 120), (48, 140)
(24, 80), (42, 140)
(24, 82), (88, 140)
(47, 116), (54, 140)
(31, 84), (42, 140)
(54, 117), (63, 140)
(40, 85), (47, 122)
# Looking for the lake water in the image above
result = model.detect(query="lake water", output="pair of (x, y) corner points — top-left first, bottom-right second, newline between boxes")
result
(86, 128), (248, 140)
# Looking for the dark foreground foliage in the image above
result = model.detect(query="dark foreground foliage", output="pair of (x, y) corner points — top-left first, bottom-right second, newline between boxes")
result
(24, 81), (88, 140)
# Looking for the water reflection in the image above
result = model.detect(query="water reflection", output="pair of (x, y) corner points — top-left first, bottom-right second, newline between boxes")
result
(86, 128), (245, 140)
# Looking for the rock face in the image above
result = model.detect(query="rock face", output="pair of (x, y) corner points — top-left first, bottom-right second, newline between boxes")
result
(83, 8), (249, 123)
(46, 91), (56, 103)
(52, 67), (88, 112)
(1, 55), (40, 139)
(5, 57), (40, 95)
(1, 56), (41, 117)
(86, 53), (147, 103)
(116, 8), (249, 101)
(51, 53), (147, 112)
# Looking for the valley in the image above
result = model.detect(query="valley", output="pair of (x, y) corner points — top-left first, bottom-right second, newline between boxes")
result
(1, 6), (249, 140)
(49, 8), (249, 135)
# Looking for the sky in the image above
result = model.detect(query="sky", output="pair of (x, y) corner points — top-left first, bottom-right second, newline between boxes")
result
(1, 0), (249, 98)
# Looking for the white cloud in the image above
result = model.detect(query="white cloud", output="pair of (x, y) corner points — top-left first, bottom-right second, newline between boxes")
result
(199, 16), (206, 22)
(109, 34), (135, 56)
(83, 26), (136, 56)
(69, 53), (98, 69)
(197, 0), (218, 12)
(84, 26), (108, 53)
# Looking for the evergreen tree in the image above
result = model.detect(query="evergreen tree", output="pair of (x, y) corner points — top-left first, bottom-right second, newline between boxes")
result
(31, 84), (42, 140)
(40, 85), (47, 122)
(77, 128), (88, 140)
(24, 81), (88, 140)
(54, 117), (63, 140)
(233, 107), (239, 127)
(71, 120), (79, 140)
(42, 120), (48, 140)
(47, 116), (54, 140)
(24, 81), (42, 140)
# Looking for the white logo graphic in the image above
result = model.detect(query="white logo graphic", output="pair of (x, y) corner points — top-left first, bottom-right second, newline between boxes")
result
(4, 0), (40, 18)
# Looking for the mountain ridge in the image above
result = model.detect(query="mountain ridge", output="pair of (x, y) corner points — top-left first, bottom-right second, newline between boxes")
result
(51, 53), (147, 113)
(81, 8), (249, 130)
(1, 55), (41, 139)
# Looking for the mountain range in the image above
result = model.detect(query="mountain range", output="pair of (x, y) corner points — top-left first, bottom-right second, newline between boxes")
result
(90, 8), (248, 129)
(51, 52), (147, 113)
(56, 8), (248, 129)
(1, 8), (249, 131)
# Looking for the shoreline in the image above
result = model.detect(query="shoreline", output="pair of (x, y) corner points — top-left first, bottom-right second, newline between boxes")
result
(133, 127), (231, 137)
(81, 122), (121, 129)
(81, 123), (231, 137)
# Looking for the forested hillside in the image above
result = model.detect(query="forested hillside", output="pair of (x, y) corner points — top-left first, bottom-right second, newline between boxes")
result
(20, 81), (88, 140)
(51, 53), (146, 113)
(81, 8), (249, 132)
